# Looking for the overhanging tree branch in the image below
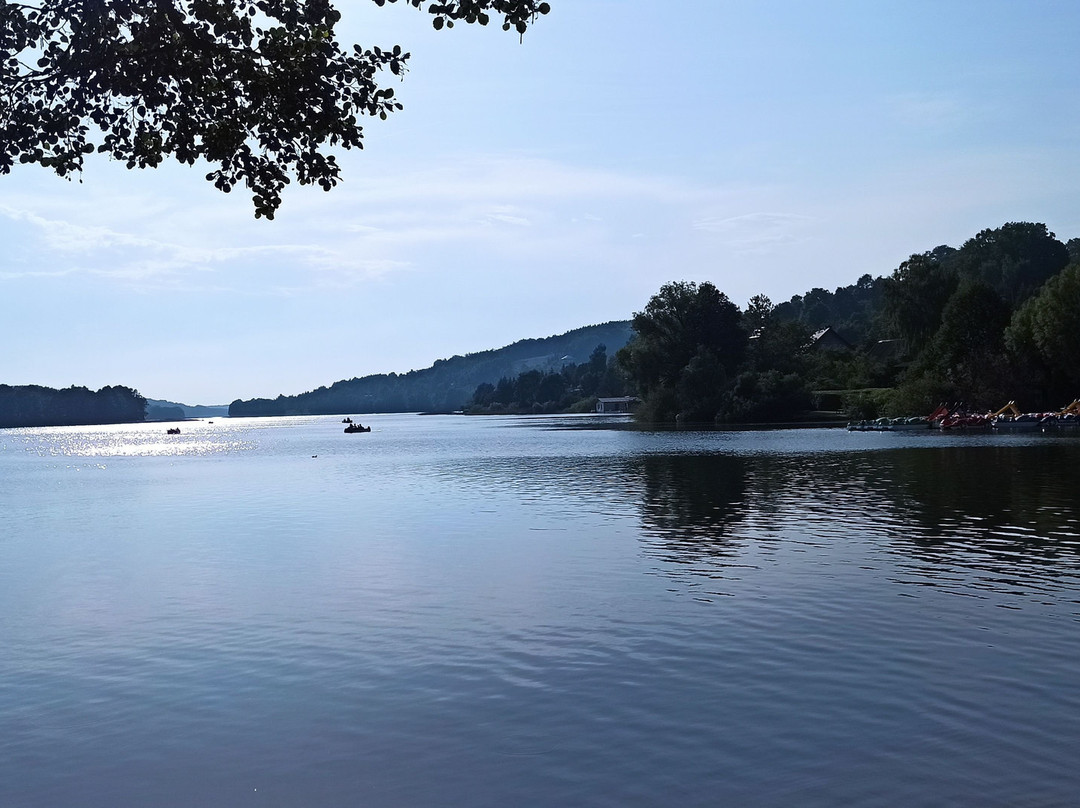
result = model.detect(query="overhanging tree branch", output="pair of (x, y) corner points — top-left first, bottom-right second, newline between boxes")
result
(0, 0), (550, 218)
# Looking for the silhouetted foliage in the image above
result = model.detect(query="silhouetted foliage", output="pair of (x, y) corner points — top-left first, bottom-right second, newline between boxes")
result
(465, 343), (630, 413)
(617, 222), (1076, 423)
(952, 222), (1069, 306)
(1, 0), (550, 217)
(911, 281), (1012, 404)
(773, 273), (886, 348)
(617, 281), (746, 421)
(1005, 263), (1080, 405)
(882, 223), (1073, 413)
(719, 370), (811, 423)
(745, 297), (813, 376)
(0, 384), (146, 427)
(880, 250), (960, 355)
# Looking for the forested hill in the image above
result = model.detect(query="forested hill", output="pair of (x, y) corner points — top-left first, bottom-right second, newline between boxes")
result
(0, 384), (146, 428)
(228, 321), (634, 417)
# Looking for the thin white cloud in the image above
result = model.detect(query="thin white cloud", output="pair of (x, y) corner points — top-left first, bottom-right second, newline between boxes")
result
(0, 205), (171, 254)
(0, 202), (408, 290)
(481, 208), (531, 227)
(693, 211), (818, 251)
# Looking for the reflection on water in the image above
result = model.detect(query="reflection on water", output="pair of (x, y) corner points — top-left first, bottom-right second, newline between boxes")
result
(413, 427), (1080, 607)
(633, 454), (748, 558)
(635, 454), (747, 539)
(3, 417), (1080, 807)
(615, 445), (1080, 606)
(884, 445), (1080, 548)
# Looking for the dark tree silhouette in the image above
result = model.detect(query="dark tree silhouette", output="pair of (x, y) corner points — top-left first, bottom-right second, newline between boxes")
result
(0, 384), (146, 427)
(0, 0), (550, 218)
(618, 280), (747, 422)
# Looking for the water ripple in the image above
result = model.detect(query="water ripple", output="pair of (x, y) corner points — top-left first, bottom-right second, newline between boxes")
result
(3, 417), (1080, 806)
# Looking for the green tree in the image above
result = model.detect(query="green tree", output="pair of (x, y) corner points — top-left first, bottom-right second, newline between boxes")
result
(618, 280), (746, 422)
(718, 370), (811, 423)
(1005, 263), (1080, 400)
(471, 381), (496, 407)
(750, 320), (812, 377)
(910, 281), (1011, 406)
(1, 0), (550, 218)
(742, 293), (774, 336)
(881, 250), (960, 355)
(0, 383), (145, 427)
(952, 222), (1068, 305)
(535, 371), (567, 405)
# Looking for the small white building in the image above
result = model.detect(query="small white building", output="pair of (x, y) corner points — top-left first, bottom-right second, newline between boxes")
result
(595, 396), (639, 414)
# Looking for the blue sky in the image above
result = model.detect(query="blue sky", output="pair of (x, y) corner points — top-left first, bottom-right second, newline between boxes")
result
(3, 0), (1079, 404)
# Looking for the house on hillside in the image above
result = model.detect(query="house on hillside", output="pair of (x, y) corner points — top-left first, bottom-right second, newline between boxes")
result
(810, 327), (853, 352)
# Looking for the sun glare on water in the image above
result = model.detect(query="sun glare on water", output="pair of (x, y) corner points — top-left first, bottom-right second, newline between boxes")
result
(7, 420), (256, 458)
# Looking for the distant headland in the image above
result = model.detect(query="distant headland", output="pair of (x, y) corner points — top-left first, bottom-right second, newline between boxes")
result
(227, 321), (634, 418)
(0, 384), (146, 429)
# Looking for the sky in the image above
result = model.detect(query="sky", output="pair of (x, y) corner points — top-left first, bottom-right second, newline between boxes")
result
(3, 0), (1080, 404)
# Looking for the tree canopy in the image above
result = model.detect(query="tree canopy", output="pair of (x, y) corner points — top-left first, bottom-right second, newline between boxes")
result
(1005, 263), (1080, 397)
(0, 0), (550, 218)
(610, 221), (1077, 424)
(618, 281), (748, 422)
(953, 222), (1069, 305)
(0, 383), (146, 427)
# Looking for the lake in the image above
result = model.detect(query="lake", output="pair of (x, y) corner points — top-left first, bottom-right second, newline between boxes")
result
(2, 414), (1079, 807)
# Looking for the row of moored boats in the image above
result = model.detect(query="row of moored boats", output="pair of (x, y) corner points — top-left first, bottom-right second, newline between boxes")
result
(848, 400), (1080, 432)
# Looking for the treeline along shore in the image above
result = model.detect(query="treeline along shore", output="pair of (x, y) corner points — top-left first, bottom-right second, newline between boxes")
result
(7, 221), (1079, 428)
(461, 220), (1080, 423)
(0, 385), (146, 429)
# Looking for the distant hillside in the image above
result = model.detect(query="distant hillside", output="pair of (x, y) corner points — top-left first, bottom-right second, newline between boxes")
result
(146, 399), (230, 420)
(229, 321), (633, 416)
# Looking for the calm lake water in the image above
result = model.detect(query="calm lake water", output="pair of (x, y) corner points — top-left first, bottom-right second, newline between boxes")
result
(2, 414), (1079, 807)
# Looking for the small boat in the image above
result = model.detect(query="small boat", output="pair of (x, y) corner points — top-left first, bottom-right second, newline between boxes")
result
(992, 414), (1043, 431)
(847, 418), (892, 432)
(847, 416), (931, 432)
(1044, 414), (1080, 430)
(939, 412), (991, 431)
(166, 427), (181, 435)
(888, 416), (933, 430)
(342, 417), (353, 424)
(1040, 399), (1080, 430)
(344, 423), (371, 433)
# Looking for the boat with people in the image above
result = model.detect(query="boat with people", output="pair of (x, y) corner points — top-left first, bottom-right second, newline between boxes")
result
(344, 423), (371, 433)
(166, 427), (181, 435)
(342, 417), (353, 424)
